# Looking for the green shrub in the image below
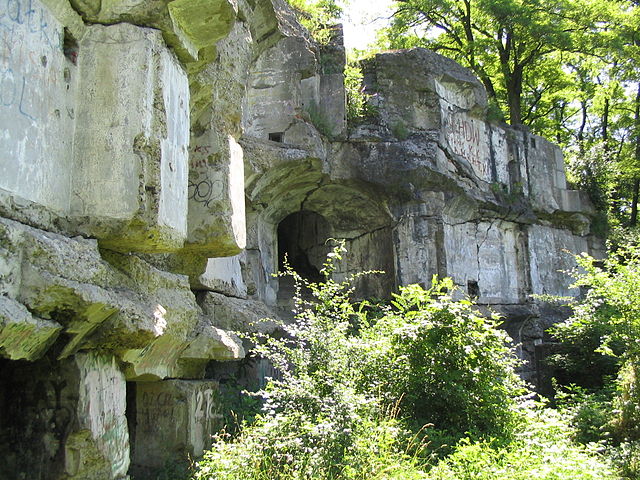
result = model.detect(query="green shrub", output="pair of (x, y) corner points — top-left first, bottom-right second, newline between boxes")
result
(557, 246), (640, 361)
(191, 245), (617, 480)
(345, 63), (377, 123)
(554, 384), (614, 444)
(549, 247), (640, 409)
(613, 360), (640, 443)
(426, 409), (618, 480)
(611, 440), (640, 479)
(192, 242), (387, 479)
(286, 0), (342, 45)
(547, 311), (623, 390)
(547, 245), (640, 478)
(358, 279), (524, 440)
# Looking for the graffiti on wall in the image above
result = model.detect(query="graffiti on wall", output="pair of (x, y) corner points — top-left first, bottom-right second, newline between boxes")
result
(0, 0), (62, 121)
(443, 111), (490, 180)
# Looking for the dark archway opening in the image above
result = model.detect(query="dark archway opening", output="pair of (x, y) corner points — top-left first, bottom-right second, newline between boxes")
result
(277, 211), (332, 300)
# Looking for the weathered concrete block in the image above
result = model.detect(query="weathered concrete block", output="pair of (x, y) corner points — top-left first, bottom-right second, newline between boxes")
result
(318, 74), (347, 139)
(0, 0), (78, 218)
(0, 217), (233, 374)
(528, 225), (588, 297)
(0, 352), (129, 480)
(524, 135), (569, 214)
(561, 190), (585, 213)
(69, 353), (130, 479)
(133, 380), (223, 468)
(68, 0), (237, 63)
(199, 291), (278, 334)
(187, 131), (246, 256)
(439, 89), (493, 182)
(168, 0), (237, 60)
(393, 211), (442, 288)
(0, 296), (62, 361)
(444, 220), (522, 304)
(361, 49), (485, 145)
(182, 323), (245, 361)
(243, 36), (317, 141)
(71, 23), (190, 253)
(189, 18), (253, 127)
(197, 254), (248, 297)
(340, 228), (395, 299)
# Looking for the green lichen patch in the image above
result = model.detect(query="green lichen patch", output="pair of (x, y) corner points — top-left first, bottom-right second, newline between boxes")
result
(168, 0), (236, 52)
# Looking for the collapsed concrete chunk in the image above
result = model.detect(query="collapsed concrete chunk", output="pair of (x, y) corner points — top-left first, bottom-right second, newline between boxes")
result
(68, 0), (237, 63)
(0, 216), (211, 370)
(199, 291), (279, 334)
(122, 335), (190, 381)
(182, 324), (245, 361)
(17, 260), (152, 360)
(71, 23), (190, 253)
(196, 254), (248, 297)
(131, 380), (223, 470)
(168, 0), (237, 59)
(0, 297), (62, 361)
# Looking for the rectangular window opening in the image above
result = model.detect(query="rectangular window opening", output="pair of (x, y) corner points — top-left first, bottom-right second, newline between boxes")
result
(467, 280), (480, 298)
(269, 132), (284, 143)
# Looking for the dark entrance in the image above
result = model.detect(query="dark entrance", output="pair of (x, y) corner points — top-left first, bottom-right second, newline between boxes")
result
(277, 211), (332, 293)
(277, 211), (331, 281)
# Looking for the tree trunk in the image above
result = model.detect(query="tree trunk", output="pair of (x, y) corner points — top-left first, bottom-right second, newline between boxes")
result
(577, 100), (588, 156)
(630, 178), (639, 227)
(602, 96), (610, 154)
(631, 83), (640, 227)
(506, 70), (523, 125)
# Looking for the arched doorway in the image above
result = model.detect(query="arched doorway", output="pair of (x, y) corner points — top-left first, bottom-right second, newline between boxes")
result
(276, 211), (332, 303)
(277, 210), (332, 281)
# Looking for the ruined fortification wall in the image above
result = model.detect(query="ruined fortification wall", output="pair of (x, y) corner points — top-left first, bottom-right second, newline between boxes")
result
(0, 0), (602, 478)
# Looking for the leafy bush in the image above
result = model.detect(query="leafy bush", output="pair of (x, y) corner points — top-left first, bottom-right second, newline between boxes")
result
(426, 408), (618, 480)
(191, 244), (617, 480)
(547, 311), (622, 390)
(554, 384), (614, 444)
(358, 280), (524, 440)
(613, 360), (640, 443)
(286, 0), (342, 44)
(193, 242), (388, 479)
(547, 245), (640, 477)
(611, 440), (640, 480)
(554, 247), (640, 361)
(345, 62), (377, 123)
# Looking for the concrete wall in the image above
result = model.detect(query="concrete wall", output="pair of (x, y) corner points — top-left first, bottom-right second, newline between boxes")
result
(72, 23), (190, 252)
(70, 353), (130, 479)
(0, 1), (604, 478)
(444, 220), (522, 304)
(0, 0), (76, 214)
(133, 380), (223, 469)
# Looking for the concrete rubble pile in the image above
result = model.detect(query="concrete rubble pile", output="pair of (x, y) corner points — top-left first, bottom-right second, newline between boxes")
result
(0, 0), (602, 477)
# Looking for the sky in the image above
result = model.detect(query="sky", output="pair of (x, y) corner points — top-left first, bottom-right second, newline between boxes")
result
(340, 0), (394, 50)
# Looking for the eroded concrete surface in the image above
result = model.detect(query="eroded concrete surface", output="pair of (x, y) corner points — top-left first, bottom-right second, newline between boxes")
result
(0, 0), (603, 477)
